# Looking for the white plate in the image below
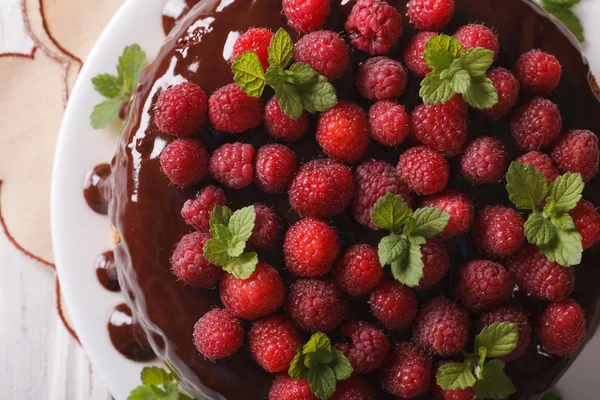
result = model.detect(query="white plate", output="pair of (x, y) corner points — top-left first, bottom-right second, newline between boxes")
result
(51, 1), (600, 399)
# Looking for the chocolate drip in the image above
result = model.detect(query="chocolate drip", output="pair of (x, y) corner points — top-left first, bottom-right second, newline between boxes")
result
(96, 250), (120, 292)
(107, 303), (155, 362)
(83, 164), (112, 215)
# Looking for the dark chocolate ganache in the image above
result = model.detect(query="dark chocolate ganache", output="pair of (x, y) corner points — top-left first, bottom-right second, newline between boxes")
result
(108, 303), (156, 362)
(109, 0), (600, 398)
(96, 250), (120, 292)
(83, 163), (112, 215)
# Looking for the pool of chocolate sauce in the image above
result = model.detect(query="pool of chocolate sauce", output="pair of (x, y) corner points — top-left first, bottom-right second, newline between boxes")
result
(108, 303), (156, 362)
(83, 163), (112, 215)
(96, 250), (121, 292)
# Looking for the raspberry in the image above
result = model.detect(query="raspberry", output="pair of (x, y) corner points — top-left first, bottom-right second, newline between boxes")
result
(455, 260), (515, 313)
(570, 199), (600, 250)
(294, 30), (350, 80)
(285, 279), (345, 332)
(538, 298), (586, 356)
(418, 238), (449, 288)
(380, 342), (431, 398)
(507, 244), (575, 301)
(481, 67), (520, 119)
(336, 321), (390, 373)
(407, 0), (454, 30)
(248, 314), (302, 373)
(477, 308), (532, 361)
(403, 31), (436, 78)
(209, 142), (255, 189)
(154, 82), (208, 137)
(284, 218), (341, 277)
(353, 159), (411, 228)
(370, 280), (418, 329)
(289, 159), (354, 218)
(472, 205), (524, 258)
(551, 129), (599, 182)
(331, 375), (374, 400)
(344, 0), (403, 55)
(356, 57), (408, 101)
(397, 146), (449, 195)
(282, 0), (330, 33)
(454, 24), (499, 60)
(255, 144), (298, 194)
(208, 83), (263, 133)
(431, 362), (475, 400)
(264, 97), (309, 142)
(193, 309), (244, 360)
(231, 28), (274, 70)
(516, 150), (560, 184)
(160, 139), (209, 187)
(181, 185), (227, 231)
(171, 232), (221, 287)
(510, 97), (562, 151)
(421, 190), (474, 238)
(514, 49), (562, 96)
(248, 203), (281, 251)
(412, 298), (470, 356)
(410, 96), (468, 157)
(460, 136), (508, 184)
(333, 244), (384, 296)
(316, 101), (369, 164)
(220, 261), (285, 320)
(269, 375), (316, 400)
(368, 101), (409, 147)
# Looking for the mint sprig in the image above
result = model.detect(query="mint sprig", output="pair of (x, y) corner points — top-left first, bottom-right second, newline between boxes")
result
(506, 161), (584, 267)
(128, 366), (194, 400)
(203, 205), (259, 279)
(288, 333), (352, 400)
(90, 44), (147, 129)
(370, 193), (449, 287)
(420, 35), (498, 110)
(232, 28), (338, 120)
(542, 0), (584, 42)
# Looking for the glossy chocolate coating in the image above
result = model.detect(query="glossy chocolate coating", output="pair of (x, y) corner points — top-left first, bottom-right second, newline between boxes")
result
(107, 303), (156, 362)
(83, 163), (111, 215)
(96, 250), (120, 292)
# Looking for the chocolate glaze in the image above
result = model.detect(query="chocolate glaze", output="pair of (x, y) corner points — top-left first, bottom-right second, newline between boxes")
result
(96, 250), (120, 292)
(108, 303), (156, 362)
(110, 0), (600, 398)
(162, 0), (198, 35)
(83, 163), (112, 215)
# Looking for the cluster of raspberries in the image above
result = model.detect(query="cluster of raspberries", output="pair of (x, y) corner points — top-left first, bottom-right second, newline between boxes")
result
(150, 0), (599, 398)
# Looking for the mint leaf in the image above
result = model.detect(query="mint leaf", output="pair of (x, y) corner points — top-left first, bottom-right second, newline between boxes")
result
(541, 393), (563, 400)
(460, 47), (495, 77)
(303, 333), (334, 366)
(475, 347), (487, 379)
(449, 69), (471, 94)
(210, 205), (232, 229)
(544, 0), (579, 5)
(541, 227), (582, 267)
(92, 74), (122, 98)
(222, 252), (258, 279)
(331, 348), (353, 381)
(424, 34), (463, 71)
(286, 63), (321, 85)
(474, 359), (516, 399)
(378, 235), (408, 265)
(275, 82), (304, 120)
(91, 100), (121, 129)
(297, 75), (337, 113)
(228, 206), (256, 243)
(420, 73), (455, 104)
(543, 2), (584, 42)
(128, 385), (159, 400)
(118, 44), (148, 95)
(289, 351), (308, 380)
(203, 238), (231, 266)
(506, 162), (548, 210)
(391, 242), (424, 287)
(547, 172), (584, 213)
(525, 213), (557, 247)
(232, 51), (266, 97)
(371, 193), (412, 232)
(164, 382), (181, 400)
(436, 361), (477, 391)
(268, 28), (294, 68)
(410, 208), (450, 238)
(475, 322), (520, 358)
(551, 212), (576, 230)
(308, 364), (336, 400)
(212, 224), (233, 246)
(265, 64), (285, 85)
(463, 74), (498, 109)
(141, 367), (170, 386)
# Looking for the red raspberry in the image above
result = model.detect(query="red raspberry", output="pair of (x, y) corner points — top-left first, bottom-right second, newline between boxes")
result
(193, 308), (244, 360)
(248, 203), (281, 251)
(421, 190), (474, 238)
(255, 144), (298, 194)
(460, 136), (508, 184)
(516, 150), (560, 184)
(412, 298), (470, 356)
(455, 260), (515, 313)
(283, 218), (341, 278)
(368, 101), (409, 147)
(514, 49), (562, 96)
(208, 83), (263, 133)
(551, 129), (599, 182)
(160, 139), (209, 187)
(431, 362), (475, 400)
(380, 342), (431, 398)
(269, 374), (316, 400)
(397, 146), (449, 195)
(472, 205), (524, 259)
(285, 279), (345, 332)
(220, 261), (285, 320)
(282, 0), (330, 33)
(289, 159), (354, 218)
(418, 238), (449, 288)
(403, 31), (436, 78)
(336, 321), (390, 373)
(155, 82), (208, 137)
(481, 67), (520, 119)
(570, 199), (600, 250)
(294, 30), (350, 81)
(370, 280), (418, 329)
(333, 244), (384, 296)
(477, 308), (532, 361)
(316, 101), (369, 164)
(407, 0), (454, 31)
(454, 24), (499, 60)
(507, 244), (575, 301)
(264, 97), (309, 142)
(410, 96), (468, 157)
(356, 57), (407, 101)
(331, 375), (374, 400)
(344, 0), (403, 55)
(181, 185), (227, 231)
(248, 314), (302, 373)
(538, 298), (586, 356)
(510, 97), (562, 151)
(171, 232), (221, 287)
(209, 142), (254, 189)
(231, 28), (274, 70)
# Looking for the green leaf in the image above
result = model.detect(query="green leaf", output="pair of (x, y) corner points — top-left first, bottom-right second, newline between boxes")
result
(551, 212), (576, 230)
(164, 382), (181, 400)
(370, 193), (412, 232)
(463, 74), (498, 110)
(227, 240), (246, 258)
(228, 205), (256, 243)
(525, 213), (557, 247)
(474, 359), (517, 399)
(140, 367), (170, 386)
(331, 348), (353, 381)
(460, 47), (495, 77)
(90, 100), (121, 129)
(289, 351), (308, 380)
(302, 333), (332, 364)
(449, 69), (471, 94)
(378, 235), (409, 266)
(419, 73), (455, 105)
(128, 385), (159, 400)
(506, 162), (548, 210)
(410, 208), (450, 238)
(203, 238), (231, 266)
(212, 224), (233, 245)
(118, 44), (148, 95)
(297, 75), (337, 113)
(265, 64), (285, 85)
(436, 361), (477, 391)
(424, 34), (463, 71)
(547, 172), (584, 213)
(92, 74), (122, 98)
(308, 364), (336, 400)
(543, 3), (584, 42)
(286, 63), (321, 85)
(210, 205), (232, 229)
(475, 322), (520, 358)
(222, 252), (258, 279)
(274, 82), (304, 120)
(476, 347), (487, 379)
(268, 28), (294, 68)
(390, 242), (424, 287)
(407, 234), (426, 245)
(540, 227), (583, 267)
(544, 0), (580, 5)
(232, 51), (266, 97)
(541, 393), (563, 400)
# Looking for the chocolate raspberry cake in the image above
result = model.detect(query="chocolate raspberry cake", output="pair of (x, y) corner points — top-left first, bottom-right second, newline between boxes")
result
(107, 0), (600, 398)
